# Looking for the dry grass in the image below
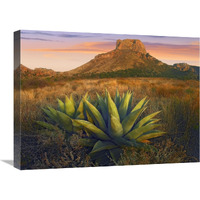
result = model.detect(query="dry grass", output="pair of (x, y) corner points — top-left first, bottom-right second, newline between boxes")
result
(117, 139), (188, 165)
(16, 77), (199, 168)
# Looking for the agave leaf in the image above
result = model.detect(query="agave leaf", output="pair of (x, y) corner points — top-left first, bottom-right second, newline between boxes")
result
(110, 114), (123, 137)
(70, 94), (75, 108)
(85, 102), (100, 127)
(121, 93), (125, 101)
(57, 110), (73, 133)
(107, 91), (120, 121)
(109, 148), (123, 163)
(71, 119), (81, 127)
(36, 121), (59, 131)
(42, 108), (57, 123)
(83, 128), (93, 137)
(143, 119), (161, 126)
(47, 106), (57, 117)
(45, 107), (59, 123)
(125, 124), (161, 140)
(86, 110), (94, 123)
(131, 96), (148, 112)
(136, 130), (166, 142)
(65, 96), (75, 117)
(90, 140), (117, 154)
(76, 100), (85, 119)
(134, 111), (161, 128)
(122, 107), (146, 135)
(118, 91), (132, 121)
(97, 93), (108, 122)
(114, 89), (121, 108)
(78, 138), (97, 147)
(75, 120), (110, 140)
(127, 92), (133, 114)
(57, 98), (65, 112)
(114, 137), (140, 148)
(84, 99), (107, 132)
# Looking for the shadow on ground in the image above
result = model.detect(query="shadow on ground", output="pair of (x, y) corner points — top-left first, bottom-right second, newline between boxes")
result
(1, 160), (13, 166)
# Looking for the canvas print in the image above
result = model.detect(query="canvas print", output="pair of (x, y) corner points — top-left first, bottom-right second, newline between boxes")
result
(14, 30), (199, 169)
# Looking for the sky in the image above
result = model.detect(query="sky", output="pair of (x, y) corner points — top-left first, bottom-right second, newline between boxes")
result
(21, 30), (200, 72)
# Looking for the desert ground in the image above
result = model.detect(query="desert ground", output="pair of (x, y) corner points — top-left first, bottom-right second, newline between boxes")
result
(17, 77), (199, 169)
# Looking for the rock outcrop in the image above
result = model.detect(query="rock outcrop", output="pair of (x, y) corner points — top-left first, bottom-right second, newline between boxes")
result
(69, 39), (163, 74)
(116, 39), (147, 54)
(173, 63), (194, 72)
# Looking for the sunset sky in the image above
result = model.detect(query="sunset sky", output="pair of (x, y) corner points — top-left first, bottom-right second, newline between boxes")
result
(21, 30), (199, 72)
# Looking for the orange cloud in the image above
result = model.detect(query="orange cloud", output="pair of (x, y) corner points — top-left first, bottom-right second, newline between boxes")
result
(25, 41), (115, 54)
(43, 53), (57, 58)
(145, 43), (199, 63)
(190, 41), (200, 45)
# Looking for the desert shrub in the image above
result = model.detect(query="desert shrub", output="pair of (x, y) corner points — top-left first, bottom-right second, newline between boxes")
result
(117, 139), (188, 165)
(18, 77), (199, 168)
(161, 96), (199, 159)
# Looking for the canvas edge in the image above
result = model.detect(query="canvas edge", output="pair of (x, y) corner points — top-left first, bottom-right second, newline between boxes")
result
(14, 30), (22, 169)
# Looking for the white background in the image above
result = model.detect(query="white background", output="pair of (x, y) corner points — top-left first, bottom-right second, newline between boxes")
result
(0, 0), (199, 199)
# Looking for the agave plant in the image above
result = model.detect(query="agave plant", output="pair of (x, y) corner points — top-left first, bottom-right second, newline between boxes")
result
(75, 90), (166, 162)
(36, 93), (89, 139)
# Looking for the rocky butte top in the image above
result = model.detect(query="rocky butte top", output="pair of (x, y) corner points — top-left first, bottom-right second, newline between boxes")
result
(116, 39), (147, 54)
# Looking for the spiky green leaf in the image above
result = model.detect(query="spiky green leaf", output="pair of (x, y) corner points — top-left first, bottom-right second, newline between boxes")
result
(42, 108), (57, 122)
(36, 121), (59, 131)
(65, 96), (75, 117)
(125, 124), (161, 140)
(114, 137), (140, 148)
(57, 111), (73, 133)
(97, 93), (108, 122)
(57, 98), (65, 112)
(143, 119), (160, 126)
(90, 140), (117, 154)
(107, 91), (120, 121)
(118, 91), (132, 121)
(131, 96), (148, 112)
(114, 89), (121, 108)
(76, 100), (85, 119)
(70, 94), (75, 108)
(134, 111), (161, 128)
(122, 107), (146, 135)
(75, 120), (110, 140)
(110, 114), (123, 137)
(136, 130), (166, 142)
(78, 138), (97, 147)
(86, 110), (94, 123)
(109, 148), (123, 163)
(127, 92), (133, 114)
(84, 99), (107, 132)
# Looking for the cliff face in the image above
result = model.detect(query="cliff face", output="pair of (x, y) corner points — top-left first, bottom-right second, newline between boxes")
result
(18, 39), (199, 80)
(69, 39), (163, 75)
(173, 63), (194, 72)
(116, 39), (147, 54)
(15, 64), (58, 79)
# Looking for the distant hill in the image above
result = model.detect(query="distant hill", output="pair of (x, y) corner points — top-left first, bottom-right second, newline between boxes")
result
(68, 39), (199, 80)
(16, 39), (199, 89)
(18, 64), (58, 79)
(69, 39), (164, 75)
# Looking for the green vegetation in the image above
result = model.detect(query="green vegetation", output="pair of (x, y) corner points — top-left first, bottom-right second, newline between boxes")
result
(80, 64), (199, 80)
(76, 90), (165, 164)
(20, 64), (199, 90)
(37, 90), (166, 164)
(36, 93), (89, 141)
(18, 77), (199, 169)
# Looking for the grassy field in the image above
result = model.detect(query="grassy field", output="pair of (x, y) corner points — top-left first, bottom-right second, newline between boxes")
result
(17, 77), (199, 169)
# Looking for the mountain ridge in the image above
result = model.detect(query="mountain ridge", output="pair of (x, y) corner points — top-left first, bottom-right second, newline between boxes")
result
(68, 39), (164, 75)
(17, 39), (199, 83)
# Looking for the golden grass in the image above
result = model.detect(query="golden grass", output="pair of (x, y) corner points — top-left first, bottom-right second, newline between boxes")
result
(19, 77), (199, 131)
(15, 77), (199, 168)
